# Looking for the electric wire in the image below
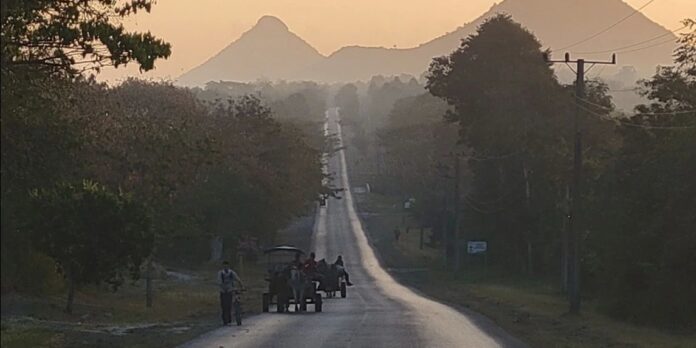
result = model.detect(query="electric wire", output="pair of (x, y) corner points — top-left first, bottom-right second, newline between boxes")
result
(558, 0), (655, 51)
(575, 25), (686, 54)
(576, 96), (696, 116)
(575, 102), (696, 130)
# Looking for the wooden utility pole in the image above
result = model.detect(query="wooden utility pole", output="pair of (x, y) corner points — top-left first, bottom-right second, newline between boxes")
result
(545, 52), (615, 314)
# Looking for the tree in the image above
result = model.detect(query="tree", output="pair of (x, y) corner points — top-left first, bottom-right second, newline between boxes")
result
(377, 93), (456, 244)
(1, 0), (171, 75)
(26, 181), (153, 313)
(426, 14), (570, 272)
(1, 0), (171, 292)
(335, 83), (359, 119)
(589, 19), (696, 327)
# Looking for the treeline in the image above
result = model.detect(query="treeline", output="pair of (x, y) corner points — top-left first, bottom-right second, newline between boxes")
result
(1, 1), (326, 312)
(346, 15), (696, 327)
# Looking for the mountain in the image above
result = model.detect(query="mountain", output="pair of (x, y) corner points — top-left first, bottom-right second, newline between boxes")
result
(177, 16), (324, 86)
(178, 0), (678, 85)
(413, 0), (676, 77)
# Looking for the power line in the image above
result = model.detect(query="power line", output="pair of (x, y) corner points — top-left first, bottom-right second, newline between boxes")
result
(576, 96), (613, 111)
(614, 38), (676, 54)
(575, 102), (696, 129)
(558, 0), (655, 51)
(609, 88), (639, 92)
(577, 96), (696, 116)
(576, 25), (686, 54)
(634, 109), (696, 116)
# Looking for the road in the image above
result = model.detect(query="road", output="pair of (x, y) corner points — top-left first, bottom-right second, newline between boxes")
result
(180, 108), (525, 348)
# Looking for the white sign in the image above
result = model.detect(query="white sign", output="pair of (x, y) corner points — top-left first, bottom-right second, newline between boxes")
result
(467, 241), (487, 254)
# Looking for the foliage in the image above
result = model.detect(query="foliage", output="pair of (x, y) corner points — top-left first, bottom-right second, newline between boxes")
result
(588, 20), (696, 327)
(26, 180), (153, 311)
(334, 83), (359, 119)
(426, 14), (577, 271)
(1, 0), (171, 75)
(190, 95), (324, 245)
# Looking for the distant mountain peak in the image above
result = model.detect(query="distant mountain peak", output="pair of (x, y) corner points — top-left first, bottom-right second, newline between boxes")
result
(254, 15), (289, 32)
(179, 1), (676, 85)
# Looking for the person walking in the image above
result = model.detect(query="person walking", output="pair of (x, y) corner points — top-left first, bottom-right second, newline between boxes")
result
(219, 260), (244, 326)
(394, 227), (401, 242)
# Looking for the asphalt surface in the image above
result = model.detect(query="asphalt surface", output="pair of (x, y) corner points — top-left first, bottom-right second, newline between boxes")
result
(179, 108), (526, 348)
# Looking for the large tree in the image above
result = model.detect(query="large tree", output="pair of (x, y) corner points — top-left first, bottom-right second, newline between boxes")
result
(1, 0), (170, 75)
(426, 14), (571, 272)
(589, 19), (696, 327)
(26, 181), (153, 313)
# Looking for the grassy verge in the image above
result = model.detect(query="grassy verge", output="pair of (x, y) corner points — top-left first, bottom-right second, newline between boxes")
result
(1, 215), (315, 348)
(356, 191), (696, 348)
(1, 263), (267, 348)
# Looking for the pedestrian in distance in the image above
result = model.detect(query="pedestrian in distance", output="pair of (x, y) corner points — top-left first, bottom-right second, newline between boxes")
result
(219, 260), (244, 326)
(394, 227), (401, 242)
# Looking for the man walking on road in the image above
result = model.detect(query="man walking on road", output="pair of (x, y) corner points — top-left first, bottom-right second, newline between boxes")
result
(219, 261), (244, 326)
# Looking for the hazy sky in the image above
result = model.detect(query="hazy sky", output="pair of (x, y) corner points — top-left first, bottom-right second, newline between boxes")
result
(99, 0), (694, 82)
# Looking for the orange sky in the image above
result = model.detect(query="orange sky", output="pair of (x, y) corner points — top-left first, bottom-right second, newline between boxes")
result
(99, 0), (694, 82)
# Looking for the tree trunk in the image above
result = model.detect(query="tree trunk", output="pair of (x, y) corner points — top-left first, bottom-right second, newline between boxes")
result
(210, 235), (223, 262)
(561, 215), (569, 294)
(561, 185), (570, 294)
(145, 257), (153, 308)
(527, 241), (534, 275)
(65, 270), (76, 314)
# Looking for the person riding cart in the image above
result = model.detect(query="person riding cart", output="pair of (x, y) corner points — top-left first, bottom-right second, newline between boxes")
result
(334, 255), (353, 286)
(303, 252), (323, 281)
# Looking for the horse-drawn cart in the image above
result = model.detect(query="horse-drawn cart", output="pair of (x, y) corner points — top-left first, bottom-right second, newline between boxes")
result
(261, 246), (323, 313)
(317, 260), (347, 298)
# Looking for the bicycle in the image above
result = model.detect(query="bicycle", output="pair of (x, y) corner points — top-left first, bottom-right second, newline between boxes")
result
(233, 288), (245, 326)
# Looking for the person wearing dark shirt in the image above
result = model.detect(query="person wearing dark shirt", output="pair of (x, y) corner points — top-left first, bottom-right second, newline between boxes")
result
(334, 255), (353, 286)
(303, 252), (318, 273)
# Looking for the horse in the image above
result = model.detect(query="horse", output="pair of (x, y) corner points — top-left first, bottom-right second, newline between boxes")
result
(288, 267), (306, 312)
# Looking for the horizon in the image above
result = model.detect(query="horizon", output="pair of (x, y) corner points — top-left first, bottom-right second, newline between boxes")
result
(97, 0), (694, 83)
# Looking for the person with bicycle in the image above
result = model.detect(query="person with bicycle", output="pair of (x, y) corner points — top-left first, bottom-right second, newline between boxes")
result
(219, 260), (245, 326)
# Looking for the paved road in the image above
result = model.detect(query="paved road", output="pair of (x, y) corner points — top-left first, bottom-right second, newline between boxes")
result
(180, 108), (525, 348)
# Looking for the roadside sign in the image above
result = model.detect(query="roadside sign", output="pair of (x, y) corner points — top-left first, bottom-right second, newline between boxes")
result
(467, 241), (487, 254)
(404, 197), (416, 209)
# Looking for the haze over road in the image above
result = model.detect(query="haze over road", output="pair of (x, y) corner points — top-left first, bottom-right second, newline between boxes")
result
(180, 108), (525, 348)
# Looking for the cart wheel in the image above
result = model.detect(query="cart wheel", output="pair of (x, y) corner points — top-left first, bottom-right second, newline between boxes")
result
(340, 282), (347, 298)
(315, 295), (322, 312)
(277, 295), (286, 313)
(262, 293), (270, 313)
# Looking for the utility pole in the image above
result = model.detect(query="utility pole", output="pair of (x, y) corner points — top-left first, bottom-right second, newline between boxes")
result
(545, 52), (616, 314)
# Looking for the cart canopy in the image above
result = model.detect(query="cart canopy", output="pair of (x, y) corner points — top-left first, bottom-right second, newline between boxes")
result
(263, 245), (305, 255)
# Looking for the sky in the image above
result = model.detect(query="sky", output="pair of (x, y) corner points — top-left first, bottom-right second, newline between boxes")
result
(99, 0), (695, 82)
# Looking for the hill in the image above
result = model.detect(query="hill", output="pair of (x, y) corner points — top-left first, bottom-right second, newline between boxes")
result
(177, 16), (324, 86)
(178, 0), (678, 85)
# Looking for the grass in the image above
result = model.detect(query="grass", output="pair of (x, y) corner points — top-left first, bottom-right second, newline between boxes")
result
(1, 215), (315, 348)
(1, 262), (269, 348)
(357, 191), (696, 348)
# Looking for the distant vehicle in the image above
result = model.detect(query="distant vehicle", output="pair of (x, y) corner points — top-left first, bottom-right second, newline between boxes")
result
(261, 246), (323, 313)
